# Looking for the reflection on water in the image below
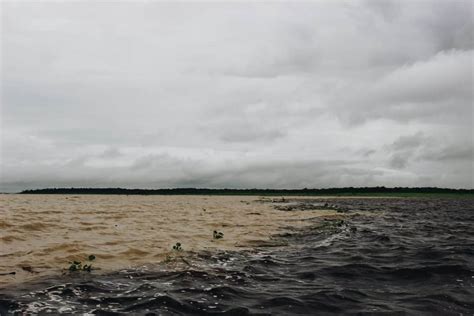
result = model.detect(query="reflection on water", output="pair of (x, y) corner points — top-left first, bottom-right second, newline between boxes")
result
(1, 196), (473, 315)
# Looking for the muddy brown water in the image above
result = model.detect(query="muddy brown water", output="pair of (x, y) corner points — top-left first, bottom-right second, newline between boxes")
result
(0, 195), (341, 287)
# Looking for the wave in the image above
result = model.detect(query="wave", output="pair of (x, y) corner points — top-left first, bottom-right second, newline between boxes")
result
(1, 198), (473, 315)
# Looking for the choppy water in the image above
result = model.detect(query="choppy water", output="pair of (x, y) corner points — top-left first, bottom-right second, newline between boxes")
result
(1, 197), (473, 315)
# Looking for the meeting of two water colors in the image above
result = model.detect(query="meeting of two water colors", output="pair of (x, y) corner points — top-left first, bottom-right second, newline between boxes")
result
(0, 196), (473, 315)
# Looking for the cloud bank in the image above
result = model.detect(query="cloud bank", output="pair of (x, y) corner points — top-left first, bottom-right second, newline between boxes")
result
(1, 0), (473, 192)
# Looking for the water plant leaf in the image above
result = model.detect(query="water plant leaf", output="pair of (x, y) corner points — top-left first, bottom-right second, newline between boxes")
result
(213, 230), (224, 239)
(69, 264), (78, 272)
(172, 242), (182, 251)
(67, 255), (96, 273)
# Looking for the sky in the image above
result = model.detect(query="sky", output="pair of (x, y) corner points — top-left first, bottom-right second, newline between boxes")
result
(0, 0), (473, 192)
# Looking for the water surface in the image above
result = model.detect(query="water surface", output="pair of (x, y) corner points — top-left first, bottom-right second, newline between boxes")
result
(1, 196), (473, 315)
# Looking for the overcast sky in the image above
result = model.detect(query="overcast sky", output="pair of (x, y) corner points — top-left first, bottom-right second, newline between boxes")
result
(1, 0), (473, 192)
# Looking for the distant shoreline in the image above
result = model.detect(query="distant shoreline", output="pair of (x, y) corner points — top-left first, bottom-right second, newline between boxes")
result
(17, 187), (474, 197)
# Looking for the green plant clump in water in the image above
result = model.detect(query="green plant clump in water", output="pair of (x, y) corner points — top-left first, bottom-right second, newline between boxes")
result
(172, 242), (182, 251)
(163, 255), (173, 263)
(213, 230), (224, 239)
(68, 254), (96, 272)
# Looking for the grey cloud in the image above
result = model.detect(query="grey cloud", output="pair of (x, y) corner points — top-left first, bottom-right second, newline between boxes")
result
(425, 1), (474, 51)
(99, 147), (122, 159)
(134, 158), (382, 189)
(365, 0), (401, 21)
(389, 154), (409, 169)
(391, 132), (426, 151)
(0, 154), (364, 191)
(387, 133), (426, 170)
(386, 132), (431, 169)
(219, 128), (285, 143)
(333, 50), (473, 126)
(130, 154), (185, 172)
(218, 29), (319, 79)
(421, 145), (474, 162)
(203, 119), (287, 143)
(359, 149), (376, 158)
(1, 1), (473, 191)
(385, 132), (473, 171)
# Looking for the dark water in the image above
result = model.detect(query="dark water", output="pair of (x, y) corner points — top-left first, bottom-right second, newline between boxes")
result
(1, 198), (473, 315)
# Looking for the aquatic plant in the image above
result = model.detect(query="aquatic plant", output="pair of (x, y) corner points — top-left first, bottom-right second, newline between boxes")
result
(172, 242), (182, 251)
(67, 254), (96, 272)
(213, 230), (224, 239)
(163, 255), (173, 263)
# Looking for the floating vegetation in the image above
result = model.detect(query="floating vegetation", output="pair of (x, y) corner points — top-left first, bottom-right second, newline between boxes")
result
(172, 242), (182, 251)
(213, 230), (224, 239)
(67, 254), (96, 273)
(163, 255), (173, 263)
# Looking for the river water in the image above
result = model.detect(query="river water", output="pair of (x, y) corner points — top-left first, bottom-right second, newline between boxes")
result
(0, 196), (473, 315)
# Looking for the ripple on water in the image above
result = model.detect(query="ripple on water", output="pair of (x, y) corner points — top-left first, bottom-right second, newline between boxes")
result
(16, 222), (56, 232)
(1, 198), (473, 315)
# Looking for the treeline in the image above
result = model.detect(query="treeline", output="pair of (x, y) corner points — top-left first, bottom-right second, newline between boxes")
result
(19, 187), (474, 196)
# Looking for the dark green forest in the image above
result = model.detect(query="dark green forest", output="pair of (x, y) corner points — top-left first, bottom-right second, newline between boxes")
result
(19, 187), (474, 197)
